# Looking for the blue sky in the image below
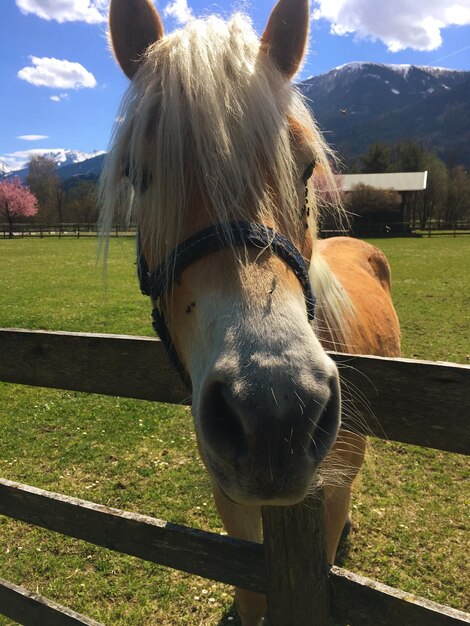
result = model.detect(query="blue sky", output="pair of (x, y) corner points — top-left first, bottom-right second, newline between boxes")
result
(1, 0), (470, 170)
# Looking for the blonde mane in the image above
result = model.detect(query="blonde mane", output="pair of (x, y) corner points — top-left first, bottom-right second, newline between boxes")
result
(100, 12), (352, 342)
(101, 14), (342, 250)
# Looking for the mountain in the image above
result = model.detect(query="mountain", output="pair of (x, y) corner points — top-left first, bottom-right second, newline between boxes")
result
(7, 150), (106, 182)
(4, 63), (469, 185)
(298, 62), (470, 166)
(0, 160), (13, 177)
(53, 152), (106, 183)
(39, 149), (106, 169)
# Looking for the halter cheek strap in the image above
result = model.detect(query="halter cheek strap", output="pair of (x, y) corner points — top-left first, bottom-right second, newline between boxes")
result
(138, 221), (316, 390)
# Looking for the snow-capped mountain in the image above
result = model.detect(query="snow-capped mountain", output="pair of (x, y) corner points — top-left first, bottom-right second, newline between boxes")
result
(300, 62), (467, 104)
(0, 160), (13, 177)
(31, 149), (106, 169)
(298, 62), (470, 165)
(5, 150), (106, 182)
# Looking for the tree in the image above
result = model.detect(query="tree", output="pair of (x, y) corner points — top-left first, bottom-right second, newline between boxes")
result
(345, 184), (402, 217)
(443, 166), (470, 227)
(418, 154), (448, 229)
(26, 156), (62, 223)
(0, 178), (38, 237)
(64, 181), (99, 224)
(360, 143), (392, 173)
(393, 141), (427, 172)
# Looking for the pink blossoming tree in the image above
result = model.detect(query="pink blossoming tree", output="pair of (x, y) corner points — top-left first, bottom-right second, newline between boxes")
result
(0, 177), (38, 237)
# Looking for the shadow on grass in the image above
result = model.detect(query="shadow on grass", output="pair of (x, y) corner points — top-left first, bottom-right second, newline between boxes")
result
(217, 603), (242, 625)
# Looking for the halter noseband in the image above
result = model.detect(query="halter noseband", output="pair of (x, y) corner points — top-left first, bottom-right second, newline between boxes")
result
(138, 221), (316, 390)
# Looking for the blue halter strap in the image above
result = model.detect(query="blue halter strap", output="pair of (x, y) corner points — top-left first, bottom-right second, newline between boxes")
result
(138, 221), (316, 390)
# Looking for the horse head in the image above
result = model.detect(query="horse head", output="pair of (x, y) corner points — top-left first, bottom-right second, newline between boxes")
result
(102, 0), (344, 506)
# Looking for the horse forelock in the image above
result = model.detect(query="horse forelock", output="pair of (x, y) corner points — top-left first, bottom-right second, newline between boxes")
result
(100, 13), (342, 270)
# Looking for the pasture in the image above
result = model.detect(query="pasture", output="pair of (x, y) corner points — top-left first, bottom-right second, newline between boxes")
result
(0, 236), (468, 625)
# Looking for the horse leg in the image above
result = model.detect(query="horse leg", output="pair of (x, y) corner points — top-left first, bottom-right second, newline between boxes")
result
(324, 430), (367, 564)
(212, 483), (266, 626)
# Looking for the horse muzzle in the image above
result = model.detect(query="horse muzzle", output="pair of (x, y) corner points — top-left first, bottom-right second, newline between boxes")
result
(197, 360), (341, 505)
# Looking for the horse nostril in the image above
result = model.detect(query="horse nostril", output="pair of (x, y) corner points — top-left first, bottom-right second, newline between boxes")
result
(308, 377), (341, 463)
(200, 382), (248, 460)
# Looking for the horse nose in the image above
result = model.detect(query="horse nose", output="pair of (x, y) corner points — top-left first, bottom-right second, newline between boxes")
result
(199, 371), (341, 473)
(199, 380), (250, 461)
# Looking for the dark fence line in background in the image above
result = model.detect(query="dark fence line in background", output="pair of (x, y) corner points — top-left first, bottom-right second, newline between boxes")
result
(1, 223), (133, 239)
(421, 226), (470, 237)
(351, 221), (470, 238)
(2, 222), (470, 240)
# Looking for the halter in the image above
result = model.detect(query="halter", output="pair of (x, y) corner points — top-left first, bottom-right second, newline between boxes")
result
(138, 221), (316, 390)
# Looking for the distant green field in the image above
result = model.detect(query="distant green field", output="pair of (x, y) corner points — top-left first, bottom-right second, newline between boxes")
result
(0, 236), (468, 625)
(367, 237), (469, 364)
(0, 238), (150, 336)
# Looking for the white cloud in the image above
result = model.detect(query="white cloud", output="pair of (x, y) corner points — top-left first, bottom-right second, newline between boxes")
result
(17, 135), (49, 141)
(313, 0), (470, 52)
(18, 57), (97, 89)
(15, 0), (107, 24)
(164, 0), (193, 25)
(50, 93), (69, 102)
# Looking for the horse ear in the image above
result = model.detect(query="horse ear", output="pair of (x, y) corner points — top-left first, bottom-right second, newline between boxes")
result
(109, 0), (164, 79)
(261, 0), (309, 79)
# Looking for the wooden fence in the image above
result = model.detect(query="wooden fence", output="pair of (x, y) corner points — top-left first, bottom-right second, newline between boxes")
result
(3, 222), (470, 239)
(0, 328), (469, 625)
(0, 224), (133, 239)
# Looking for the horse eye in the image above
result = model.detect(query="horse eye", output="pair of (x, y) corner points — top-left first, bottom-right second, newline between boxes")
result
(302, 160), (316, 184)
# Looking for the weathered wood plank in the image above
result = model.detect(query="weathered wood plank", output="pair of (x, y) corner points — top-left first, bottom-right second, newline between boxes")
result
(262, 495), (329, 626)
(0, 578), (103, 626)
(0, 479), (265, 593)
(0, 328), (189, 405)
(0, 329), (468, 454)
(330, 566), (470, 626)
(330, 351), (470, 455)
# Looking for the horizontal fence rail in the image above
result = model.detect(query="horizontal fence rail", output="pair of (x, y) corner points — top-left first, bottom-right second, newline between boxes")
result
(329, 567), (470, 626)
(0, 578), (104, 626)
(1, 479), (469, 626)
(0, 329), (468, 455)
(0, 479), (264, 593)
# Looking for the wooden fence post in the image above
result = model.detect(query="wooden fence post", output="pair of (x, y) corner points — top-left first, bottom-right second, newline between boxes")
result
(262, 491), (330, 626)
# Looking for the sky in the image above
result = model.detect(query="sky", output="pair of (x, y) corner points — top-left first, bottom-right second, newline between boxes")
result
(1, 0), (470, 170)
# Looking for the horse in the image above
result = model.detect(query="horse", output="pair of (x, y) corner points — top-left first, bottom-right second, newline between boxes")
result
(100, 0), (401, 623)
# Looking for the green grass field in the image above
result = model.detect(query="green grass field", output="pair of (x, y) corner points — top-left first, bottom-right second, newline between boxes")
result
(0, 236), (468, 625)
